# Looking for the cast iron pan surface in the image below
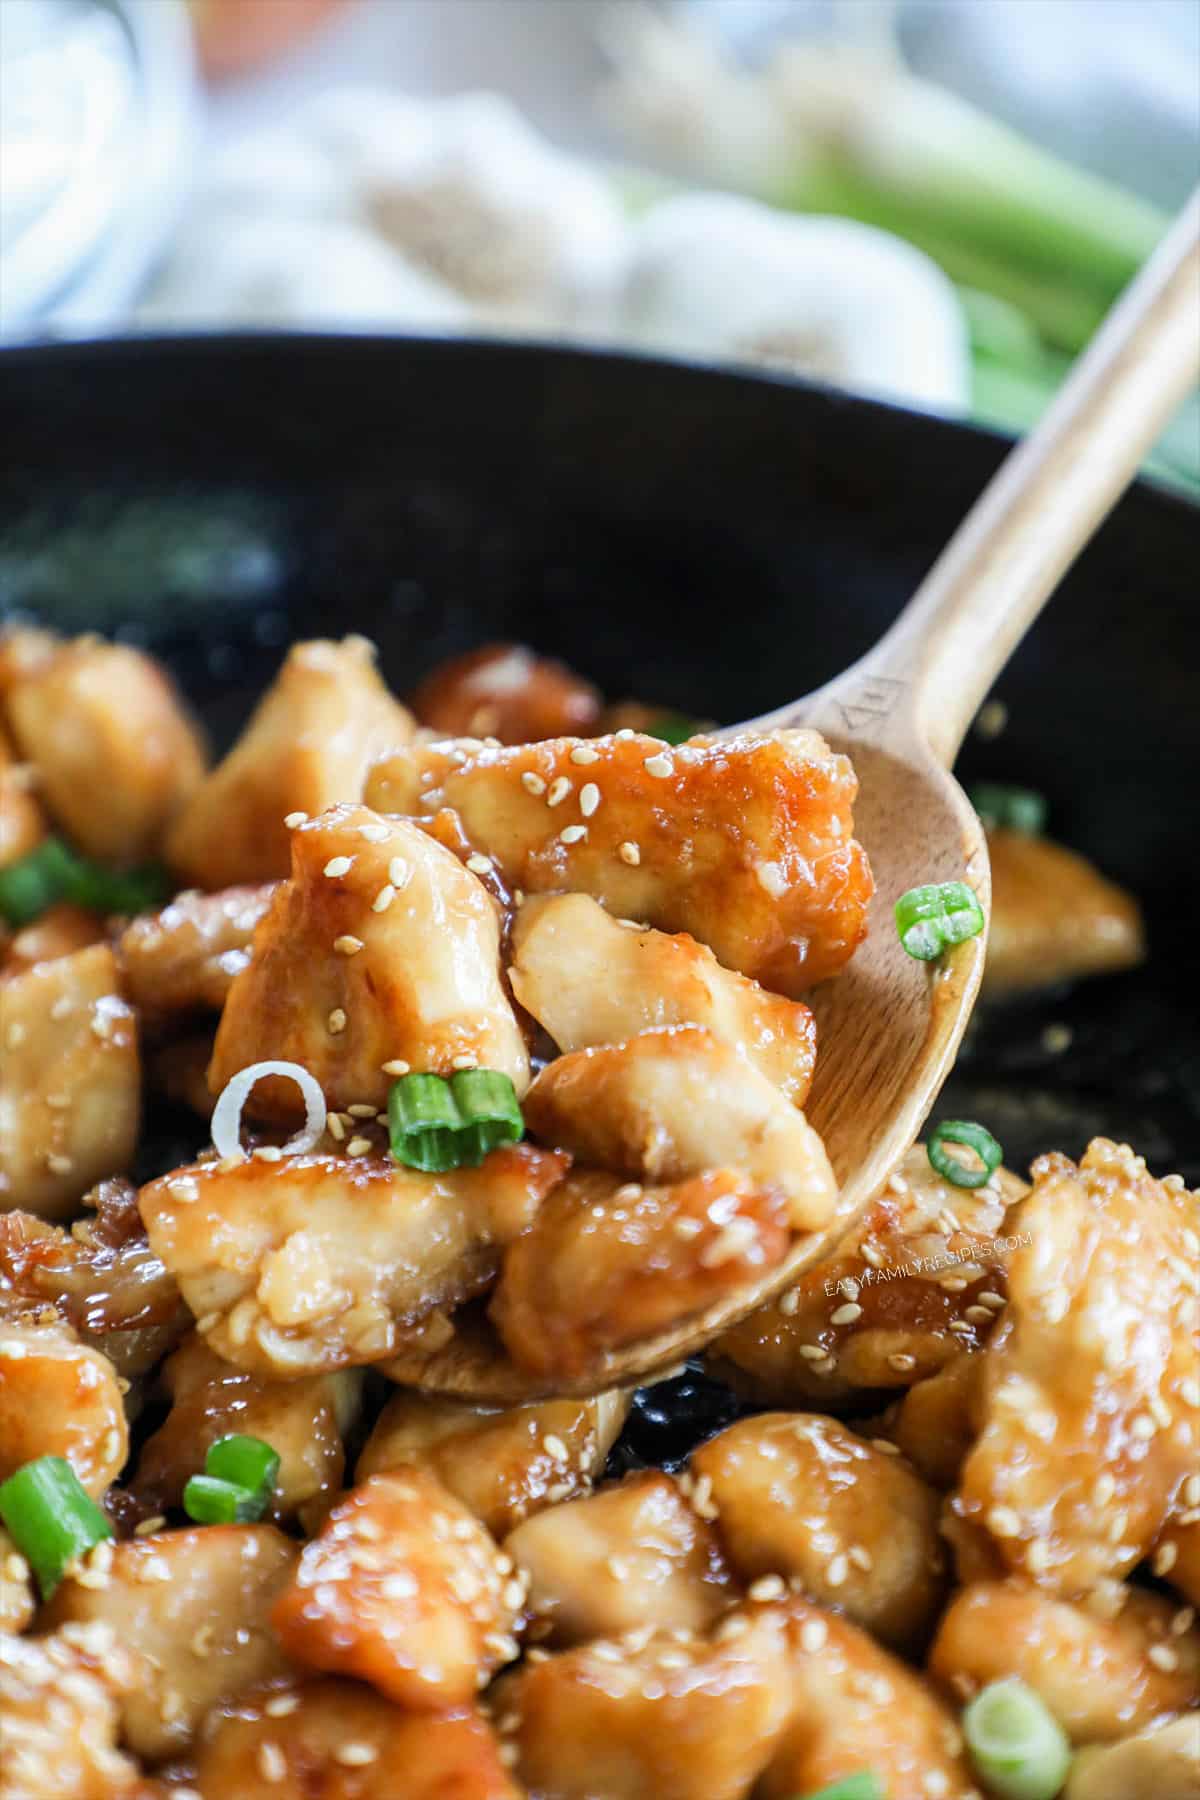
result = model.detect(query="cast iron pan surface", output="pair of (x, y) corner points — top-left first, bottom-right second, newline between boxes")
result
(2, 335), (1197, 1466)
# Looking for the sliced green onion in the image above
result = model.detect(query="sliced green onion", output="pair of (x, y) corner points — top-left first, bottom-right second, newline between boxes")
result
(388, 1069), (524, 1172)
(0, 1455), (113, 1598)
(969, 783), (1047, 836)
(0, 835), (170, 928)
(795, 1777), (884, 1800)
(928, 1120), (1003, 1190)
(205, 1434), (281, 1498)
(646, 712), (705, 746)
(963, 1678), (1071, 1800)
(895, 880), (985, 961)
(183, 1474), (267, 1525)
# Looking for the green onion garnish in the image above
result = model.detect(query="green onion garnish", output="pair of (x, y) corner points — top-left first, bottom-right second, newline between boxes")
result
(928, 1120), (1003, 1189)
(894, 880), (986, 961)
(0, 835), (170, 927)
(183, 1434), (280, 1526)
(795, 1777), (884, 1800)
(646, 712), (704, 746)
(969, 783), (1047, 836)
(963, 1678), (1071, 1800)
(388, 1069), (524, 1172)
(0, 1455), (113, 1598)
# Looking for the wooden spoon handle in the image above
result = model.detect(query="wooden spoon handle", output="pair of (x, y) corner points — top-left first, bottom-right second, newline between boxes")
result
(863, 188), (1200, 767)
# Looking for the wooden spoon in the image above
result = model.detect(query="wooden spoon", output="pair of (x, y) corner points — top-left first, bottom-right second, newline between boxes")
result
(386, 191), (1200, 1403)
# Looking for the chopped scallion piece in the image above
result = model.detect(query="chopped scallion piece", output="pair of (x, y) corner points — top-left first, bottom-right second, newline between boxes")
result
(646, 712), (704, 745)
(0, 1455), (113, 1598)
(388, 1069), (524, 1172)
(795, 1776), (884, 1800)
(969, 783), (1047, 835)
(928, 1120), (1003, 1190)
(182, 1474), (266, 1525)
(0, 834), (170, 928)
(963, 1678), (1071, 1800)
(205, 1434), (281, 1499)
(895, 880), (985, 961)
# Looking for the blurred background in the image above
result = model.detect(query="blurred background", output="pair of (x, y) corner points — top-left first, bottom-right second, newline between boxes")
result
(3, 0), (1198, 489)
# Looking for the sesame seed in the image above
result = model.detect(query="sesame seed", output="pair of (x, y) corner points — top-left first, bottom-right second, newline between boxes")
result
(560, 824), (588, 845)
(547, 778), (571, 807)
(45, 1153), (73, 1176)
(347, 1103), (376, 1118)
(1172, 1605), (1196, 1635)
(1130, 1414), (1158, 1440)
(335, 1744), (378, 1767)
(328, 1008), (347, 1034)
(798, 1343), (829, 1361)
(644, 753), (673, 778)
(1182, 1378), (1200, 1409)
(264, 1694), (300, 1717)
(617, 840), (641, 865)
(388, 857), (408, 887)
(323, 856), (352, 878)
(825, 1553), (849, 1588)
(334, 934), (364, 955)
(466, 853), (492, 875)
(839, 1277), (860, 1301)
(1148, 1643), (1179, 1671)
(452, 1054), (477, 1071)
(714, 1614), (749, 1643)
(258, 1741), (287, 1782)
(381, 1059), (410, 1076)
(941, 1276), (969, 1293)
(848, 1545), (873, 1571)
(987, 1506), (1022, 1538)
(748, 1573), (786, 1601)
(568, 744), (599, 765)
(284, 811), (307, 828)
(1153, 1541), (1179, 1576)
(978, 1290), (1005, 1309)
(326, 1113), (345, 1141)
(521, 771), (546, 795)
(1185, 1475), (1200, 1508)
(345, 1137), (372, 1157)
(543, 1434), (570, 1465)
(965, 1304), (994, 1325)
(1095, 1473), (1117, 1506)
(778, 1288), (801, 1316)
(579, 783), (600, 817)
(799, 1617), (828, 1653)
(830, 1302), (862, 1326)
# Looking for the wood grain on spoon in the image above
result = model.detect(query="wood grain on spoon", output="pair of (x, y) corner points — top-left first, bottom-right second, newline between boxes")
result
(386, 191), (1200, 1403)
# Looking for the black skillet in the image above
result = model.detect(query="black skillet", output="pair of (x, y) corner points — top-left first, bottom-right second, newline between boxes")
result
(2, 334), (1197, 1464)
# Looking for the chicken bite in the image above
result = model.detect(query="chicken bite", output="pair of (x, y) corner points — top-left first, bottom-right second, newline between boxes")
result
(43, 1524), (297, 1760)
(356, 1387), (628, 1536)
(691, 1412), (945, 1651)
(272, 1468), (522, 1709)
(410, 641), (603, 743)
(523, 1027), (836, 1230)
(755, 1595), (978, 1800)
(366, 727), (872, 994)
(118, 882), (274, 1024)
(505, 1469), (738, 1646)
(509, 891), (818, 1103)
(166, 636), (414, 889)
(2, 903), (106, 978)
(0, 722), (45, 868)
(194, 1682), (522, 1800)
(1065, 1716), (1200, 1800)
(713, 1143), (1025, 1405)
(0, 1320), (127, 1496)
(2, 631), (206, 863)
(0, 945), (139, 1220)
(139, 1142), (569, 1378)
(134, 1335), (362, 1522)
(953, 1140), (1199, 1593)
(890, 1352), (985, 1489)
(0, 1625), (145, 1799)
(497, 1606), (794, 1799)
(490, 1166), (791, 1383)
(985, 827), (1145, 996)
(929, 1580), (1200, 1741)
(208, 805), (529, 1121)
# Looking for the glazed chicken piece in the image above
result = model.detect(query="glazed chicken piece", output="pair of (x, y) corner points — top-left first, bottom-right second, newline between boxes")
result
(930, 1580), (1200, 1741)
(0, 1626), (146, 1800)
(410, 641), (603, 744)
(1065, 1716), (1200, 1800)
(713, 1143), (1025, 1404)
(44, 1526), (296, 1761)
(272, 1468), (523, 1709)
(2, 903), (106, 978)
(498, 1606), (795, 1799)
(890, 1352), (986, 1488)
(755, 1595), (978, 1800)
(166, 636), (414, 889)
(0, 1181), (188, 1383)
(0, 944), (139, 1220)
(523, 1027), (836, 1230)
(953, 1140), (1199, 1594)
(118, 882), (274, 1023)
(0, 722), (45, 868)
(690, 1412), (945, 1652)
(208, 805), (529, 1122)
(984, 827), (1145, 996)
(194, 1682), (522, 1800)
(509, 892), (817, 1104)
(365, 726), (872, 993)
(0, 1320), (127, 1496)
(139, 1142), (569, 1378)
(356, 1387), (629, 1537)
(505, 1469), (738, 1646)
(490, 1166), (791, 1383)
(1, 630), (206, 862)
(134, 1335), (362, 1522)
(0, 1528), (33, 1634)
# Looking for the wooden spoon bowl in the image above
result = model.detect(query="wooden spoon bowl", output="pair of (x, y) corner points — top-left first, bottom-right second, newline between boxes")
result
(386, 193), (1200, 1402)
